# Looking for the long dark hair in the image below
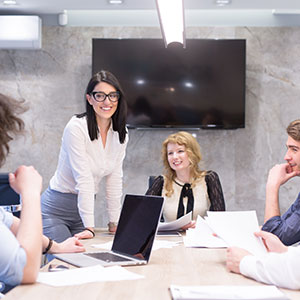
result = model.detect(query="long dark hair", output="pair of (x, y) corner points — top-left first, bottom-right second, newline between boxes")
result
(77, 70), (127, 144)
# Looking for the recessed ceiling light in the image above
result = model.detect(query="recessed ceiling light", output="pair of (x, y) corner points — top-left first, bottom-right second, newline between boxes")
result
(136, 79), (145, 85)
(215, 0), (231, 6)
(3, 0), (17, 5)
(108, 0), (123, 4)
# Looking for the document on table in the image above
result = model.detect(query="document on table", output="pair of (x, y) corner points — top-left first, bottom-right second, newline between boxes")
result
(206, 211), (267, 256)
(37, 265), (144, 286)
(169, 285), (289, 300)
(158, 212), (192, 231)
(183, 215), (227, 248)
(92, 239), (181, 251)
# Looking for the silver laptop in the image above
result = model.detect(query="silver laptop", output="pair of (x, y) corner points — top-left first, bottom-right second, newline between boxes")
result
(54, 194), (164, 267)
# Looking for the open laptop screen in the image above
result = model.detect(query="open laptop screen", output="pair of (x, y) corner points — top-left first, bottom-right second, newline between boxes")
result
(112, 194), (163, 261)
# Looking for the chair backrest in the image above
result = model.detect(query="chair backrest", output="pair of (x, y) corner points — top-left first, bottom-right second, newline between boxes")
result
(0, 173), (21, 217)
(148, 175), (165, 222)
(148, 176), (156, 189)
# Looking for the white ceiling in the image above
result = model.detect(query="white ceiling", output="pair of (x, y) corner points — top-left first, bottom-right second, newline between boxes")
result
(1, 0), (300, 14)
(1, 0), (300, 26)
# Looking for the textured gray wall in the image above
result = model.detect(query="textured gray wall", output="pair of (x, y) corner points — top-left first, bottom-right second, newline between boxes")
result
(1, 26), (299, 226)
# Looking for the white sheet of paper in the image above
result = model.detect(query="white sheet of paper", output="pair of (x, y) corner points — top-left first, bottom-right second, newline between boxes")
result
(158, 212), (192, 231)
(183, 215), (227, 248)
(37, 265), (143, 287)
(91, 241), (112, 250)
(206, 211), (267, 256)
(92, 239), (181, 251)
(169, 285), (289, 300)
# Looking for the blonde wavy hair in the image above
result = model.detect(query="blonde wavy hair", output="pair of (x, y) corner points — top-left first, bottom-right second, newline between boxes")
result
(161, 131), (206, 197)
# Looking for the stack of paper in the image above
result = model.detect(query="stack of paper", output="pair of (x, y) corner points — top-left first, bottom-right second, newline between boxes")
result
(158, 212), (192, 231)
(92, 239), (181, 251)
(184, 211), (267, 256)
(184, 215), (227, 248)
(206, 211), (267, 256)
(37, 265), (143, 286)
(169, 285), (289, 300)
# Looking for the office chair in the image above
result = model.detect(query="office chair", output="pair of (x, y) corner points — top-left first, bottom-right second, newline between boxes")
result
(0, 281), (4, 298)
(148, 175), (165, 222)
(0, 173), (21, 217)
(148, 175), (156, 189)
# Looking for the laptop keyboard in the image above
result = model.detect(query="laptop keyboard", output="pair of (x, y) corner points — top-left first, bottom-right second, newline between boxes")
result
(84, 252), (131, 262)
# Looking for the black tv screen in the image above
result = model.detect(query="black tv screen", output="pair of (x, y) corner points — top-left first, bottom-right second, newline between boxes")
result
(92, 39), (246, 129)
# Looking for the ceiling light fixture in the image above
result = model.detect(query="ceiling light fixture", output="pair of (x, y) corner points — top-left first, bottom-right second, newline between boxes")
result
(156, 0), (186, 48)
(215, 0), (231, 6)
(3, 0), (17, 5)
(108, 0), (123, 4)
(272, 9), (300, 15)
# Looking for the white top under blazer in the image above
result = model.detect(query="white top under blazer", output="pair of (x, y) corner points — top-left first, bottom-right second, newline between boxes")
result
(161, 176), (210, 222)
(50, 116), (128, 228)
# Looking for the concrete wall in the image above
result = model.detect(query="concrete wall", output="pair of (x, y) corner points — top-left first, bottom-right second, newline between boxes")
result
(1, 26), (299, 226)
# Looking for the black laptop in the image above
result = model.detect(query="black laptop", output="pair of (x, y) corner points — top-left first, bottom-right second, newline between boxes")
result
(54, 194), (164, 267)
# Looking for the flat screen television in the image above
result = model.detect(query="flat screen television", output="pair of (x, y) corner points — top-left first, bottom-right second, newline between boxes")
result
(92, 38), (246, 129)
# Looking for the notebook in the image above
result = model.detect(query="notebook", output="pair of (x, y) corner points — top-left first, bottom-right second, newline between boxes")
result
(54, 194), (164, 267)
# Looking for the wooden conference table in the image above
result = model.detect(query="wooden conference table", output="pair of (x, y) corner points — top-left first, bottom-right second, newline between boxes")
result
(6, 229), (300, 300)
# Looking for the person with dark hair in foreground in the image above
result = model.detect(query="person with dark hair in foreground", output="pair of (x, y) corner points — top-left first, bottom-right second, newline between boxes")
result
(0, 94), (85, 292)
(41, 70), (128, 242)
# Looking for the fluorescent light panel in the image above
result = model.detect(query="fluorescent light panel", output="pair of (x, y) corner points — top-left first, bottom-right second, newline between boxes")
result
(0, 16), (40, 40)
(3, 0), (17, 5)
(272, 9), (300, 15)
(156, 0), (185, 47)
(108, 0), (123, 4)
(215, 0), (231, 6)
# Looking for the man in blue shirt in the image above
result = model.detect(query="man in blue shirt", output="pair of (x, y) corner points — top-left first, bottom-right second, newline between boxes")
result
(262, 119), (300, 245)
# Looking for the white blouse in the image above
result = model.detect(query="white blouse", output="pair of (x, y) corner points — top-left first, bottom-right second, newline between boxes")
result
(50, 116), (128, 227)
(161, 176), (210, 222)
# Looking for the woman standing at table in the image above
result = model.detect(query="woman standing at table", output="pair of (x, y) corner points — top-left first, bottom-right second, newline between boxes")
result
(42, 70), (128, 242)
(146, 131), (225, 229)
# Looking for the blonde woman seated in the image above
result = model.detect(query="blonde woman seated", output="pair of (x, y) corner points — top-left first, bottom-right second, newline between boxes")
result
(146, 131), (225, 229)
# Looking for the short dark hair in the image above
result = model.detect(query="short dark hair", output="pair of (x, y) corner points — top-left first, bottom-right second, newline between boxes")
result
(0, 94), (26, 166)
(77, 70), (127, 144)
(287, 119), (300, 142)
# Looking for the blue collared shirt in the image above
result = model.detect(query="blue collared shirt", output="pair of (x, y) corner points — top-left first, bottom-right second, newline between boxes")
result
(0, 207), (26, 286)
(262, 192), (300, 246)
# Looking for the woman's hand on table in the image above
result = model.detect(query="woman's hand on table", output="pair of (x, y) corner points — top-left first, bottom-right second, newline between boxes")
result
(74, 228), (95, 239)
(181, 220), (196, 231)
(50, 237), (86, 253)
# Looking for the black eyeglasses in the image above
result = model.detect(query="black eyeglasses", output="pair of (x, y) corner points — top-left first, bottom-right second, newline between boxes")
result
(90, 91), (120, 103)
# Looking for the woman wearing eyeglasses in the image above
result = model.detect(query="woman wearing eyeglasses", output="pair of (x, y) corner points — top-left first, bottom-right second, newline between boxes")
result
(41, 70), (128, 242)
